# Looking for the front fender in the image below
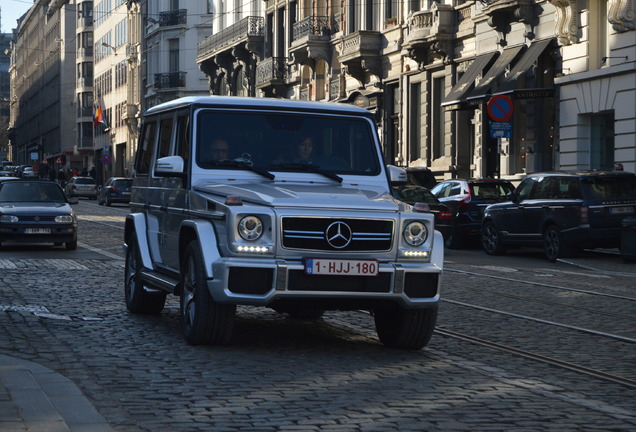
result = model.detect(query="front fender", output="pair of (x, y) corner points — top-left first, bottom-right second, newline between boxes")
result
(180, 219), (221, 280)
(125, 213), (154, 270)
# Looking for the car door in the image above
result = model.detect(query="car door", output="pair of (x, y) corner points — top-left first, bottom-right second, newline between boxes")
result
(494, 177), (538, 240)
(516, 176), (555, 242)
(159, 110), (190, 270)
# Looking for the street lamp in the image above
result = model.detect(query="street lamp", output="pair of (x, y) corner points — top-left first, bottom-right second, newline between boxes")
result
(101, 42), (117, 55)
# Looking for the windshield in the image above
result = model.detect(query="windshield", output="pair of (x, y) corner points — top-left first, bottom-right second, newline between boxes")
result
(195, 110), (381, 175)
(0, 182), (67, 203)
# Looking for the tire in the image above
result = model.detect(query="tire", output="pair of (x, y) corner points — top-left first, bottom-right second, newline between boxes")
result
(98, 198), (103, 205)
(124, 235), (166, 314)
(482, 221), (506, 255)
(445, 227), (464, 249)
(180, 242), (236, 345)
(106, 195), (112, 206)
(65, 240), (77, 250)
(374, 305), (437, 350)
(543, 225), (571, 262)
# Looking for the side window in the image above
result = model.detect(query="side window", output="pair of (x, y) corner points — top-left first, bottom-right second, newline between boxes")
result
(136, 121), (157, 175)
(176, 114), (190, 162)
(515, 178), (537, 201)
(558, 178), (581, 199)
(449, 183), (462, 197)
(535, 177), (558, 199)
(157, 118), (174, 160)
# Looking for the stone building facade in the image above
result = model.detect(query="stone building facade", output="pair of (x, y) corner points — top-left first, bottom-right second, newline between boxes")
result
(197, 0), (636, 178)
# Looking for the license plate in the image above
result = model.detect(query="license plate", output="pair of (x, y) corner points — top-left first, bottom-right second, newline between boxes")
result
(25, 228), (50, 234)
(305, 259), (378, 276)
(610, 206), (634, 215)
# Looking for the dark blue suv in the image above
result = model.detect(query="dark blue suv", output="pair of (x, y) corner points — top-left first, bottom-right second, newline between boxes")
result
(481, 171), (636, 261)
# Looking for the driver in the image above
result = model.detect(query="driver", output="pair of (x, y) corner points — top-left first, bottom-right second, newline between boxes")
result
(208, 138), (230, 161)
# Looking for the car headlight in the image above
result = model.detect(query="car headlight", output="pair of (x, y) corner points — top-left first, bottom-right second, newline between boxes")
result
(0, 215), (18, 223)
(55, 215), (74, 223)
(403, 221), (428, 246)
(238, 215), (263, 241)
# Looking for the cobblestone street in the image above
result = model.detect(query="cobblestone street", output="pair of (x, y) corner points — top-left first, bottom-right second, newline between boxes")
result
(1, 201), (635, 431)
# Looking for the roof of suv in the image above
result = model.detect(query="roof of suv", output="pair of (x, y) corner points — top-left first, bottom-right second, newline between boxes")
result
(527, 171), (635, 178)
(146, 96), (374, 118)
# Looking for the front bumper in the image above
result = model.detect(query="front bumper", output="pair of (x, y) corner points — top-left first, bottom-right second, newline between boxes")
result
(207, 258), (442, 310)
(0, 224), (76, 244)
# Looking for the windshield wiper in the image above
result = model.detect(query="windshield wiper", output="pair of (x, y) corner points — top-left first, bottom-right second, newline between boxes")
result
(211, 160), (275, 180)
(271, 163), (343, 183)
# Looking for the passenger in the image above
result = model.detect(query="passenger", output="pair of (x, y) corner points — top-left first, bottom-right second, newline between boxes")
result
(293, 135), (314, 163)
(208, 138), (231, 161)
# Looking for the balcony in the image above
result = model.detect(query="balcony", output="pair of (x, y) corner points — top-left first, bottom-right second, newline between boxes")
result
(197, 16), (265, 96)
(289, 16), (337, 66)
(197, 16), (264, 61)
(256, 57), (289, 97)
(402, 4), (455, 69)
(154, 72), (186, 90)
(337, 31), (382, 84)
(477, 0), (535, 46)
(159, 9), (187, 27)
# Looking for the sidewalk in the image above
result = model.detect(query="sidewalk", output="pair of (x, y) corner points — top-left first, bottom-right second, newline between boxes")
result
(0, 354), (112, 432)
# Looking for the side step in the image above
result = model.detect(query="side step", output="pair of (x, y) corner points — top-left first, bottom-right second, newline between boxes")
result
(141, 270), (180, 294)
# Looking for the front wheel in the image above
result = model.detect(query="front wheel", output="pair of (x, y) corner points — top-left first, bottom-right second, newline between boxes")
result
(180, 242), (236, 345)
(482, 221), (506, 255)
(374, 306), (437, 350)
(543, 225), (571, 262)
(124, 235), (166, 314)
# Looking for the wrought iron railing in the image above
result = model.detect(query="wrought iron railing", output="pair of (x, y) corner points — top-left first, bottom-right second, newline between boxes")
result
(154, 71), (186, 89)
(329, 76), (341, 100)
(159, 9), (187, 27)
(198, 16), (264, 58)
(256, 57), (289, 85)
(292, 16), (331, 41)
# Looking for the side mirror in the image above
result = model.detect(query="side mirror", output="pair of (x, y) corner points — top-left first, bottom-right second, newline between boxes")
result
(386, 165), (408, 185)
(155, 156), (185, 177)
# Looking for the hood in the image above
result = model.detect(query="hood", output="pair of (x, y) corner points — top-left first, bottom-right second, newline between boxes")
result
(194, 180), (400, 211)
(0, 202), (72, 215)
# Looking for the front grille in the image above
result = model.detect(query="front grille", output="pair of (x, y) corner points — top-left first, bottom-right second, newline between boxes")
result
(288, 270), (392, 293)
(19, 216), (56, 222)
(282, 217), (393, 251)
(228, 268), (274, 295)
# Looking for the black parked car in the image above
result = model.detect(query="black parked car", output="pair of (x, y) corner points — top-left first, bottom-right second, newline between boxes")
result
(430, 178), (515, 248)
(98, 177), (133, 206)
(481, 171), (636, 262)
(0, 180), (78, 250)
(391, 184), (452, 242)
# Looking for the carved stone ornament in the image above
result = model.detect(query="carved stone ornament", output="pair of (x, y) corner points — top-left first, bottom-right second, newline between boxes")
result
(483, 0), (536, 46)
(608, 0), (635, 32)
(549, 0), (579, 45)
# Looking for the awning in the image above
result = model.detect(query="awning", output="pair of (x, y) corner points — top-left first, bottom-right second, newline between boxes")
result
(465, 45), (525, 102)
(441, 52), (497, 107)
(493, 39), (554, 95)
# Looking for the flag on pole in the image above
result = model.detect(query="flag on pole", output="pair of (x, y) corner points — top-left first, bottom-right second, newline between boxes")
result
(93, 97), (107, 128)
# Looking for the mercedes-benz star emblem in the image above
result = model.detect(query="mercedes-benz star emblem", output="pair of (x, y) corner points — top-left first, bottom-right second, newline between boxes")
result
(34, 216), (40, 222)
(325, 221), (352, 249)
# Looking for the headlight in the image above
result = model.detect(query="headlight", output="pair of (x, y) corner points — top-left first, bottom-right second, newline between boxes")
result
(238, 215), (263, 241)
(55, 215), (74, 223)
(0, 215), (18, 223)
(403, 221), (428, 246)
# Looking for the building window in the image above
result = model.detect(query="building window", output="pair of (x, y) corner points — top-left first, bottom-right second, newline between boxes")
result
(169, 39), (179, 72)
(432, 76), (446, 159)
(409, 82), (422, 162)
(590, 111), (614, 170)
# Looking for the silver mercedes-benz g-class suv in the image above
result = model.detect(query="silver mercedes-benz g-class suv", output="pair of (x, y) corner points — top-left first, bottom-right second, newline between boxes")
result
(124, 96), (443, 349)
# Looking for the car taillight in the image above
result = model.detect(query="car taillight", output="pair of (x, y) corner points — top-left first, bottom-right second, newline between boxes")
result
(438, 210), (452, 220)
(458, 194), (472, 208)
(112, 187), (119, 192)
(580, 207), (589, 224)
(72, 185), (77, 190)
